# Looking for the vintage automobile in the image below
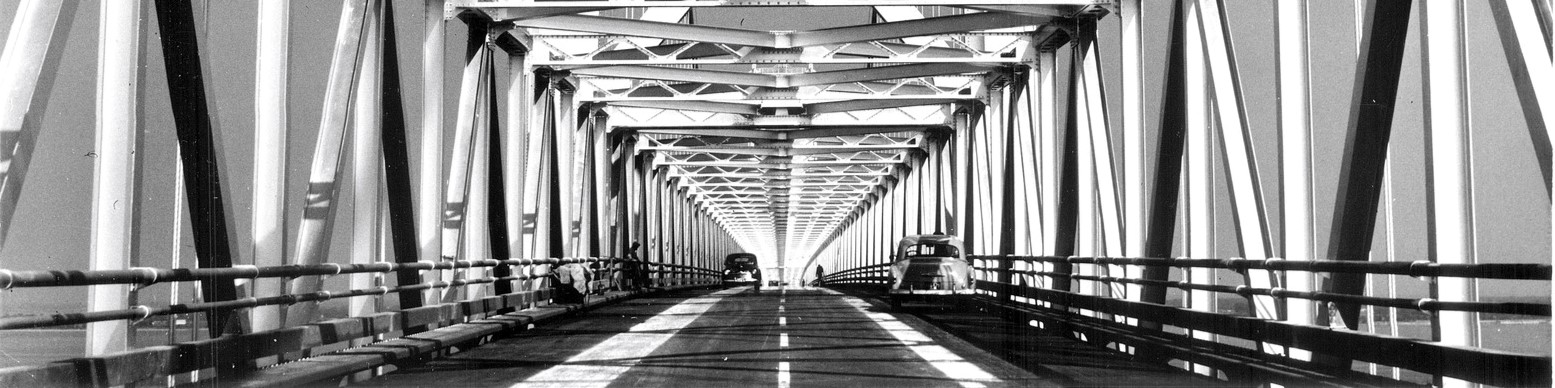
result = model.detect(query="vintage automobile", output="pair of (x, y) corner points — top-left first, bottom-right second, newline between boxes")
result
(887, 235), (974, 310)
(722, 253), (762, 287)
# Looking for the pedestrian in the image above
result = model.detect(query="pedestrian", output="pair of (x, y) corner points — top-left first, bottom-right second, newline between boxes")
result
(814, 265), (825, 286)
(624, 241), (646, 291)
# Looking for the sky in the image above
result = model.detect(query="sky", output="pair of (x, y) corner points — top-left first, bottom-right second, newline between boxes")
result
(0, 0), (1547, 317)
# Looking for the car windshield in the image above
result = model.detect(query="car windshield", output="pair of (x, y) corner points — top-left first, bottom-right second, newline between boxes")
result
(904, 243), (960, 258)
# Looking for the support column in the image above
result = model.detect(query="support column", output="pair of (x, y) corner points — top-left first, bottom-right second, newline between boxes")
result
(418, 0), (446, 306)
(350, 1), (385, 317)
(1120, 0), (1146, 304)
(1422, 3), (1480, 386)
(1037, 50), (1059, 257)
(504, 52), (528, 261)
(1185, 0), (1215, 374)
(87, 0), (140, 355)
(1276, 0), (1316, 339)
(251, 0), (289, 332)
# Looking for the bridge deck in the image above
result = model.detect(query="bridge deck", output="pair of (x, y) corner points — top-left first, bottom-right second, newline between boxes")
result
(355, 287), (1227, 387)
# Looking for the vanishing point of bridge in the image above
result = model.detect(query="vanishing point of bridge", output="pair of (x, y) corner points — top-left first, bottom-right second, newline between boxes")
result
(0, 0), (1551, 387)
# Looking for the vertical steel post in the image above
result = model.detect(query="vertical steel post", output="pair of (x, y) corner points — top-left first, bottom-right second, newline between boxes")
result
(1073, 33), (1098, 303)
(87, 0), (140, 354)
(1080, 33), (1127, 301)
(1184, 0), (1214, 374)
(350, 0), (385, 317)
(1422, 3), (1480, 386)
(251, 0), (289, 332)
(504, 51), (528, 263)
(1037, 50), (1058, 257)
(1120, 0), (1146, 307)
(1275, 0), (1316, 349)
(998, 71), (1026, 303)
(418, 0), (446, 305)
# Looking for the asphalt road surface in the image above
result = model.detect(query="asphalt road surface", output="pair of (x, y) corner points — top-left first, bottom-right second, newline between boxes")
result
(357, 286), (1223, 387)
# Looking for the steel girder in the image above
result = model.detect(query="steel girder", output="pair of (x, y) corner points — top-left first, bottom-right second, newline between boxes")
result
(452, 1), (1065, 266)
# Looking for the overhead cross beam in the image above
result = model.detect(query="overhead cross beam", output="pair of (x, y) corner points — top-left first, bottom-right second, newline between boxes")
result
(514, 12), (1047, 49)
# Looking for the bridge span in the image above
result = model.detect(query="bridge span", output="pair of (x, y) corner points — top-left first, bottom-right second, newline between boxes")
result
(1, 0), (1553, 387)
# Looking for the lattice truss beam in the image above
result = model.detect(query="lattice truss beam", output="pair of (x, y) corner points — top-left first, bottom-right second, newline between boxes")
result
(449, 1), (1097, 262)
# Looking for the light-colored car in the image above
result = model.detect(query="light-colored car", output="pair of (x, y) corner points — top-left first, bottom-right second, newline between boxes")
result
(887, 235), (974, 310)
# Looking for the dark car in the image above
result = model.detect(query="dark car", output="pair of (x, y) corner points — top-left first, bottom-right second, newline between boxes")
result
(723, 253), (762, 287)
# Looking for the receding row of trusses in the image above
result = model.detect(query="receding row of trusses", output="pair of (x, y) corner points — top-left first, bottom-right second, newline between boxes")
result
(453, 0), (1102, 264)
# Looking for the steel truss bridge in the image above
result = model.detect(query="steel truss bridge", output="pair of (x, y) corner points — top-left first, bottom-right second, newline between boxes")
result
(0, 0), (1551, 386)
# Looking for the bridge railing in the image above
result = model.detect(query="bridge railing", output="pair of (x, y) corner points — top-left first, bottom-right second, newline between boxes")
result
(966, 254), (1552, 387)
(813, 262), (891, 286)
(0, 257), (721, 386)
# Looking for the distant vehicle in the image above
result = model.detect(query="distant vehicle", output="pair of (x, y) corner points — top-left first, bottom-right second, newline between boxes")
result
(887, 235), (974, 310)
(723, 253), (762, 287)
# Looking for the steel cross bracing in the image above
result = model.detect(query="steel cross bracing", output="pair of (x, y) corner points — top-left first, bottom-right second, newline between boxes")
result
(449, 1), (1102, 264)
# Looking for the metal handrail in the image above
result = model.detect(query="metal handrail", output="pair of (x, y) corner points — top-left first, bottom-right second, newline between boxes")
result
(0, 257), (610, 289)
(973, 255), (1551, 280)
(0, 256), (732, 331)
(984, 268), (1550, 316)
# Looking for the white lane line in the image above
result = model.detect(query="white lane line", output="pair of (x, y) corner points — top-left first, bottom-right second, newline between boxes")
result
(778, 362), (791, 388)
(780, 298), (785, 303)
(779, 316), (787, 326)
(780, 332), (789, 347)
(511, 288), (744, 388)
(838, 294), (1001, 388)
(778, 305), (785, 312)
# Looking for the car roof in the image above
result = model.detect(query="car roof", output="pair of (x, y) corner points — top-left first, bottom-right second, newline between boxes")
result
(895, 234), (964, 249)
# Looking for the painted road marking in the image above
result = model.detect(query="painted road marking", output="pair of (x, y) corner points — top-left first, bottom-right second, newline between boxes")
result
(779, 316), (786, 326)
(510, 288), (743, 388)
(780, 332), (789, 347)
(778, 362), (791, 388)
(778, 305), (785, 312)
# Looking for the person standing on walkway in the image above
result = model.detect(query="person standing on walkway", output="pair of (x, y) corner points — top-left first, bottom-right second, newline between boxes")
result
(623, 241), (646, 290)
